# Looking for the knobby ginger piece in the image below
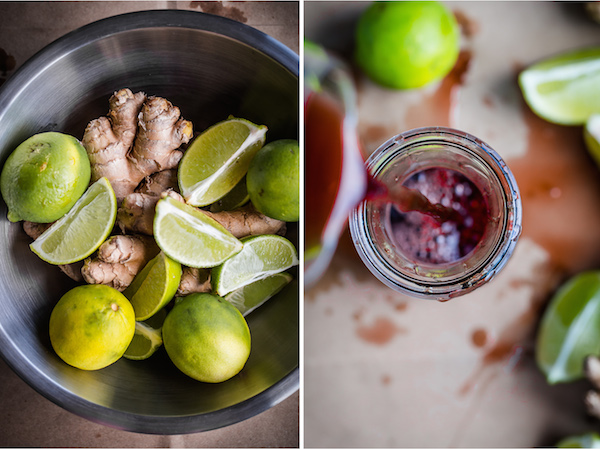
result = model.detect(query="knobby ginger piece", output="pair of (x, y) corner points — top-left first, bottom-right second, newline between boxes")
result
(82, 88), (192, 202)
(81, 234), (160, 291)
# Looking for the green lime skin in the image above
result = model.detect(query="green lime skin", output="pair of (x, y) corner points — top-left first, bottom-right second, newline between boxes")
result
(355, 1), (460, 89)
(49, 284), (135, 371)
(246, 139), (299, 222)
(162, 293), (251, 383)
(1, 132), (91, 223)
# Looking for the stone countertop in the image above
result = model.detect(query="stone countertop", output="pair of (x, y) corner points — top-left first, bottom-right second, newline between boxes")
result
(305, 2), (600, 447)
(0, 2), (299, 447)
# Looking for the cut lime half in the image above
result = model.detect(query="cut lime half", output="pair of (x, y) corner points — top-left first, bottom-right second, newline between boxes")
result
(519, 47), (600, 125)
(212, 234), (298, 296)
(154, 196), (243, 268)
(178, 117), (267, 207)
(30, 177), (117, 265)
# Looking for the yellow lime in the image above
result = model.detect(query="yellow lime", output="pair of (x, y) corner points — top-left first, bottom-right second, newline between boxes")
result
(153, 196), (243, 268)
(0, 132), (91, 223)
(30, 177), (117, 265)
(162, 293), (251, 383)
(225, 272), (293, 316)
(209, 176), (250, 212)
(247, 139), (299, 222)
(557, 433), (600, 448)
(49, 284), (135, 370)
(212, 234), (298, 296)
(355, 1), (460, 89)
(123, 309), (167, 361)
(123, 252), (182, 321)
(536, 271), (600, 384)
(178, 117), (267, 207)
(519, 47), (600, 125)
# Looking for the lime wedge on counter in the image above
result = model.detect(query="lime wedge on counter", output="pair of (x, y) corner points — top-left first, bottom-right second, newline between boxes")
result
(154, 196), (243, 268)
(123, 252), (182, 321)
(536, 271), (600, 384)
(557, 432), (600, 448)
(123, 309), (167, 361)
(178, 117), (267, 207)
(225, 272), (293, 316)
(518, 47), (600, 125)
(209, 176), (250, 212)
(585, 114), (600, 166)
(212, 234), (298, 296)
(30, 177), (117, 265)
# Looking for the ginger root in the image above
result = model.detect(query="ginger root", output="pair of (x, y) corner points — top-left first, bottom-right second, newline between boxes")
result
(81, 234), (160, 291)
(82, 89), (193, 202)
(177, 266), (211, 296)
(117, 190), (286, 238)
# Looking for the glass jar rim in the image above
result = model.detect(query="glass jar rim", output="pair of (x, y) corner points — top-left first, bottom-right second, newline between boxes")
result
(349, 126), (522, 300)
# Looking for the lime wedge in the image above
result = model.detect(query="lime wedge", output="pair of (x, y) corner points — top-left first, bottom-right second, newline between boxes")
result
(585, 114), (600, 166)
(225, 272), (293, 316)
(30, 177), (117, 265)
(178, 117), (267, 207)
(123, 252), (182, 321)
(212, 234), (298, 296)
(519, 47), (600, 125)
(154, 196), (243, 268)
(123, 309), (167, 361)
(536, 271), (600, 384)
(209, 176), (250, 212)
(557, 432), (600, 448)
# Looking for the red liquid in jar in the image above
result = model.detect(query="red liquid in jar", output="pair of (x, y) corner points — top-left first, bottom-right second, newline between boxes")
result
(387, 168), (489, 264)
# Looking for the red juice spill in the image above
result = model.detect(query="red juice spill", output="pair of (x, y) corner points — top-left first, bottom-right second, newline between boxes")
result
(387, 168), (489, 264)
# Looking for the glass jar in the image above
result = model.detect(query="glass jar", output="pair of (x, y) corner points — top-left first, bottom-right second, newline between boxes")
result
(349, 127), (522, 300)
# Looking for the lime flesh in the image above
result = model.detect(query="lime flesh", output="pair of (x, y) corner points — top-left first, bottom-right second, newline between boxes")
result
(212, 234), (299, 296)
(536, 271), (600, 384)
(123, 252), (182, 321)
(123, 310), (167, 361)
(178, 117), (267, 207)
(30, 177), (117, 265)
(519, 47), (600, 125)
(49, 284), (135, 370)
(154, 196), (243, 268)
(225, 272), (293, 316)
(0, 131), (91, 223)
(162, 293), (251, 383)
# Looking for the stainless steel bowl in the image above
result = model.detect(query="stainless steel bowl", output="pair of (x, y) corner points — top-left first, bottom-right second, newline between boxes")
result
(0, 10), (298, 434)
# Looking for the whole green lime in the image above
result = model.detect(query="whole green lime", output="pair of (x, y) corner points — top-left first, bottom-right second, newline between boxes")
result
(1, 132), (91, 223)
(247, 139), (299, 222)
(49, 284), (135, 371)
(162, 293), (251, 383)
(355, 1), (460, 89)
